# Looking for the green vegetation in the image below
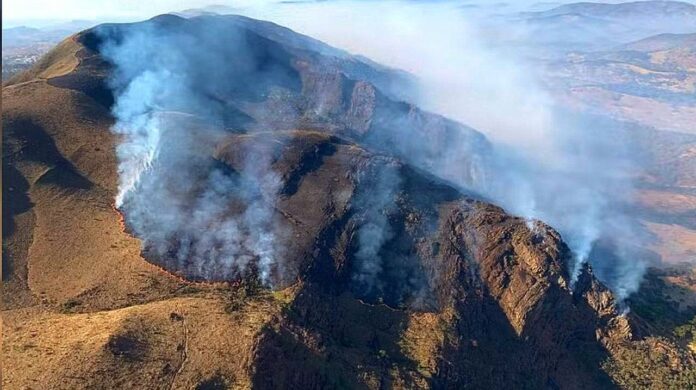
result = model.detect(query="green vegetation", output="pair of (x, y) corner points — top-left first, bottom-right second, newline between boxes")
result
(224, 276), (267, 313)
(606, 268), (696, 388)
(627, 272), (694, 334)
(674, 316), (696, 349)
(195, 373), (232, 390)
(626, 269), (696, 350)
(603, 338), (696, 390)
(59, 297), (82, 313)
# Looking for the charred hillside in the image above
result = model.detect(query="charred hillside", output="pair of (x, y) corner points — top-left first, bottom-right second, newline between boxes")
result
(1, 13), (648, 390)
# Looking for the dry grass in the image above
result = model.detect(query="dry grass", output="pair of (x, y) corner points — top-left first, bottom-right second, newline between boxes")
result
(3, 295), (282, 389)
(1, 40), (284, 389)
(4, 25), (694, 390)
(635, 189), (696, 216)
(567, 86), (696, 135)
(5, 35), (80, 86)
(643, 221), (696, 265)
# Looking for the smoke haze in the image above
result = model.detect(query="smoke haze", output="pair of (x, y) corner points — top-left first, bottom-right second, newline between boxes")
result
(98, 1), (659, 301)
(100, 18), (290, 284)
(248, 1), (648, 299)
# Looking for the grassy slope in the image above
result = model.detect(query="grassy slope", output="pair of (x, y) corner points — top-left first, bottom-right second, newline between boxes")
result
(0, 37), (449, 389)
(0, 36), (282, 389)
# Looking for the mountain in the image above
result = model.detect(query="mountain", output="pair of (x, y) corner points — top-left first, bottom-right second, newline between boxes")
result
(171, 4), (241, 18)
(518, 1), (696, 53)
(2, 20), (97, 81)
(2, 14), (693, 389)
(544, 31), (696, 133)
(536, 1), (696, 18)
(620, 32), (696, 52)
(539, 30), (696, 266)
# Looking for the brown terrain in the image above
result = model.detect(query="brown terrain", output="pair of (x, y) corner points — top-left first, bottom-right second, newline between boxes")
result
(2, 14), (695, 389)
(541, 31), (696, 269)
(551, 32), (696, 134)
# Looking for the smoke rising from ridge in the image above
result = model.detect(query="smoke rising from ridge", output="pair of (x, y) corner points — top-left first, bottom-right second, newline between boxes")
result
(352, 160), (399, 298)
(247, 1), (647, 299)
(98, 2), (650, 301)
(100, 17), (289, 284)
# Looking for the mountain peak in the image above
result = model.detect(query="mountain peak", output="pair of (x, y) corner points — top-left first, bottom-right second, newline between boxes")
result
(0, 13), (654, 389)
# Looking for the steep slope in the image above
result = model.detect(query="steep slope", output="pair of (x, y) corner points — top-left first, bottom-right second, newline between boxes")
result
(1, 14), (656, 390)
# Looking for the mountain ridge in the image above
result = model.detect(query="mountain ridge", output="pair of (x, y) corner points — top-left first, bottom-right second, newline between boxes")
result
(3, 13), (687, 389)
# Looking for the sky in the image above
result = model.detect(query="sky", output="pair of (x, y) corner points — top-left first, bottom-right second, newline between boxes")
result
(2, 0), (207, 26)
(6, 0), (692, 28)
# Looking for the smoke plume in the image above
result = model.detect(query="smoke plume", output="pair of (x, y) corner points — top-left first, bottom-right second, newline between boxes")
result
(99, 1), (651, 301)
(99, 17), (287, 284)
(247, 1), (648, 300)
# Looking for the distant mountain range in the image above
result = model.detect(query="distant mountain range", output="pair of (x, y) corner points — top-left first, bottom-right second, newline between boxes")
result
(2, 20), (96, 48)
(531, 0), (696, 19)
(2, 20), (97, 80)
(620, 32), (696, 52)
(518, 1), (696, 52)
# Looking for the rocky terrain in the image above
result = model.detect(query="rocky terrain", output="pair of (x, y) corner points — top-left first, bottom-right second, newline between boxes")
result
(2, 12), (695, 390)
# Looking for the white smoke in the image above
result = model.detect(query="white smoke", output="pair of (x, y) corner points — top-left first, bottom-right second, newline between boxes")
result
(98, 0), (649, 299)
(244, 1), (646, 299)
(352, 161), (402, 296)
(100, 19), (286, 285)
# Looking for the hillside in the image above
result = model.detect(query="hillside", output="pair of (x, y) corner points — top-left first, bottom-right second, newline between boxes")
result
(2, 14), (694, 389)
(620, 32), (696, 52)
(538, 28), (696, 266)
(537, 1), (696, 19)
(518, 1), (696, 53)
(1, 21), (97, 81)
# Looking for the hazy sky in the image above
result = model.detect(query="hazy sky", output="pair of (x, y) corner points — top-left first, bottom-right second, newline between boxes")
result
(2, 0), (211, 25)
(6, 0), (687, 28)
